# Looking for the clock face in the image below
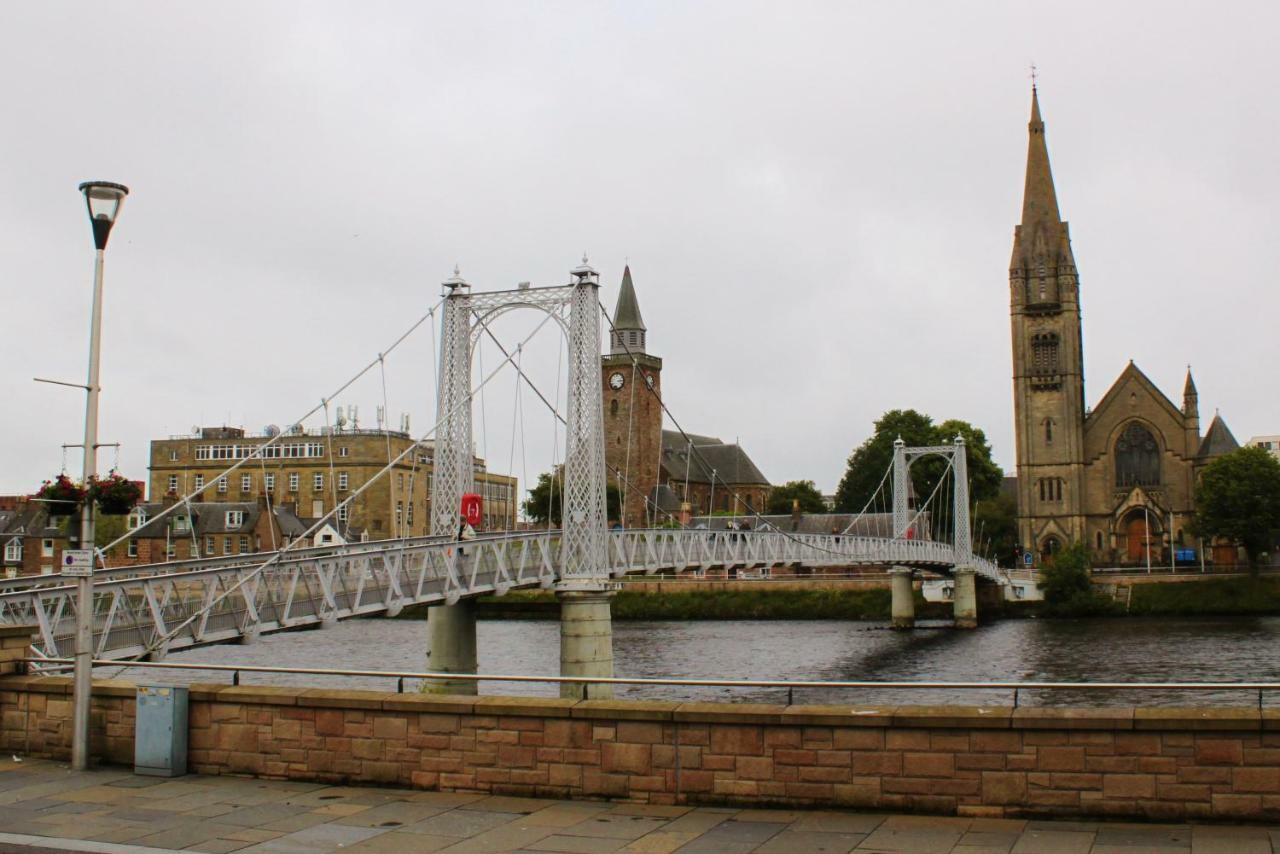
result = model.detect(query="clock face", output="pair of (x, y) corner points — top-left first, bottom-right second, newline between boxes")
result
(609, 372), (625, 390)
(645, 373), (655, 388)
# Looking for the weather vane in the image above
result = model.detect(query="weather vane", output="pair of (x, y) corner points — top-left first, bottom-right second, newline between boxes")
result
(1030, 63), (1038, 91)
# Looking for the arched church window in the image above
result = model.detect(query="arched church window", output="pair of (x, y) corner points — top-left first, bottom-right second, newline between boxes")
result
(609, 399), (618, 417)
(1096, 531), (1103, 551)
(1044, 418), (1054, 444)
(1041, 536), (1061, 564)
(1115, 422), (1161, 487)
(1030, 333), (1060, 389)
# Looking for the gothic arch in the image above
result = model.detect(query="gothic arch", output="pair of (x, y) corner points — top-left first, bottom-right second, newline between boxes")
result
(1114, 420), (1162, 488)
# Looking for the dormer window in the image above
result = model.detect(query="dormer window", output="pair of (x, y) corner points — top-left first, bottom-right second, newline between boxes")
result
(128, 508), (148, 529)
(225, 510), (245, 528)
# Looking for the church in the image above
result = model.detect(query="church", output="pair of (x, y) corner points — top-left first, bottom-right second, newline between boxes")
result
(1010, 88), (1238, 566)
(600, 267), (771, 529)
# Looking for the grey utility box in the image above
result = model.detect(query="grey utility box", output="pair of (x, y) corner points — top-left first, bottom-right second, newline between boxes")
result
(134, 685), (188, 777)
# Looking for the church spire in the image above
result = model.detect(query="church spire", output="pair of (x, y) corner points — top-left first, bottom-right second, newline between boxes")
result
(1020, 86), (1061, 228)
(610, 265), (647, 355)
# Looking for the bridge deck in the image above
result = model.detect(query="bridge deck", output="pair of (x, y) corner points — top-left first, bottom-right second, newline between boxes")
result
(0, 529), (1005, 661)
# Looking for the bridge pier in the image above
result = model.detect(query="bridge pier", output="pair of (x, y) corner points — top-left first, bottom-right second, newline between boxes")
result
(557, 586), (615, 700)
(423, 601), (479, 695)
(953, 566), (978, 629)
(889, 567), (915, 630)
(239, 626), (260, 645)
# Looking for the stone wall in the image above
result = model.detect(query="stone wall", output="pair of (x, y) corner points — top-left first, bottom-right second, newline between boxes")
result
(3, 673), (1278, 820)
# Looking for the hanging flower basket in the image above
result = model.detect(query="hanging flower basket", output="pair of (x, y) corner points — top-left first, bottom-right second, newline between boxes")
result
(36, 475), (86, 516)
(88, 473), (143, 516)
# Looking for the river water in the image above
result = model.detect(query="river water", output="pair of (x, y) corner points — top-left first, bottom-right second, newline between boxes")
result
(98, 616), (1280, 708)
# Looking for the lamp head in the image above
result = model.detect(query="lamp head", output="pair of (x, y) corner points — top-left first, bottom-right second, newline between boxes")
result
(78, 181), (129, 250)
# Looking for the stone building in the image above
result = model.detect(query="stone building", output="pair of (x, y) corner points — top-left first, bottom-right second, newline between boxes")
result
(148, 425), (517, 540)
(0, 501), (68, 578)
(601, 268), (770, 526)
(1009, 88), (1238, 566)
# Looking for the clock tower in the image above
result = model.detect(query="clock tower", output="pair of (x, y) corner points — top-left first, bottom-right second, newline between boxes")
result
(602, 266), (663, 528)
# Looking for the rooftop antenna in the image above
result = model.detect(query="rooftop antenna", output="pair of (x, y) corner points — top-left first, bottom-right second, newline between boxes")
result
(376, 405), (385, 429)
(351, 405), (359, 429)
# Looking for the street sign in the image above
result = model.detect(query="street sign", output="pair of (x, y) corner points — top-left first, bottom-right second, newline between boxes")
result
(1023, 551), (1033, 566)
(61, 549), (94, 577)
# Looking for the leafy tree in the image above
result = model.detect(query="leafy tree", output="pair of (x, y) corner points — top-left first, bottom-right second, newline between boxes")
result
(1038, 542), (1114, 616)
(522, 472), (621, 526)
(834, 410), (1004, 523)
(766, 480), (828, 515)
(973, 491), (1018, 567)
(1194, 447), (1280, 573)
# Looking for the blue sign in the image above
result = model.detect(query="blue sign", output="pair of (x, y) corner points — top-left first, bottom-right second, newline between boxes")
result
(1023, 552), (1033, 566)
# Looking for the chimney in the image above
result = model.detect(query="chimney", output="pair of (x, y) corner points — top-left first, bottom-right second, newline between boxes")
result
(791, 498), (802, 532)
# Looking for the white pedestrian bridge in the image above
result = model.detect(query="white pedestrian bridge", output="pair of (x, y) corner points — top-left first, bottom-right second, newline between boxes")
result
(0, 528), (1005, 663)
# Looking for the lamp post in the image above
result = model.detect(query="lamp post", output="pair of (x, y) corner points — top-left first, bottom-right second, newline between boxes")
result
(71, 180), (128, 772)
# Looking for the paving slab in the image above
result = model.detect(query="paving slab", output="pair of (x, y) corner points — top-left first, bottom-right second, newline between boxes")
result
(330, 799), (456, 828)
(1094, 824), (1193, 848)
(558, 813), (673, 841)
(618, 831), (701, 853)
(856, 826), (965, 853)
(1010, 829), (1096, 854)
(525, 835), (629, 853)
(405, 809), (524, 838)
(792, 811), (886, 835)
(753, 829), (865, 853)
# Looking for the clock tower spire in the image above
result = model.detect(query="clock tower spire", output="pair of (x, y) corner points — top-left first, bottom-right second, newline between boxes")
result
(602, 265), (663, 528)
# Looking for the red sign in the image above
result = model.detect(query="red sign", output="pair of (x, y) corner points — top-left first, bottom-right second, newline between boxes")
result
(460, 493), (483, 527)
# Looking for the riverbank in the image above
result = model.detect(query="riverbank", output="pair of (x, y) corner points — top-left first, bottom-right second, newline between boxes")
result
(400, 587), (958, 621)
(394, 576), (1280, 622)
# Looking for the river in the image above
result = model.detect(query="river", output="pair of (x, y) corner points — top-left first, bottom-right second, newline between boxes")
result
(98, 616), (1280, 708)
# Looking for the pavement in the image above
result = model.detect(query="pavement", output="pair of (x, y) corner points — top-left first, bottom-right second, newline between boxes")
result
(0, 759), (1277, 853)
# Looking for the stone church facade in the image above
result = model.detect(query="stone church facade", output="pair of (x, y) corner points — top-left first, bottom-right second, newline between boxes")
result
(1010, 89), (1238, 566)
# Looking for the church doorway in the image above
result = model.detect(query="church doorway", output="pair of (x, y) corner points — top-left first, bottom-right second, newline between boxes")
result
(1123, 510), (1155, 564)
(1040, 536), (1061, 565)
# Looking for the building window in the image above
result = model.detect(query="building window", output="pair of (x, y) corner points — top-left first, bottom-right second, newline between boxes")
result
(339, 447), (349, 457)
(206, 537), (214, 556)
(239, 535), (249, 553)
(338, 472), (348, 491)
(265, 473), (275, 492)
(128, 508), (147, 529)
(169, 449), (178, 461)
(217, 476), (228, 493)
(1116, 422), (1161, 487)
(314, 474), (324, 491)
(240, 474), (252, 492)
(610, 399), (619, 416)
(223, 536), (232, 555)
(194, 474), (205, 490)
(190, 542), (199, 558)
(225, 511), (245, 528)
(127, 540), (138, 558)
(396, 501), (403, 531)
(5, 541), (22, 562)
(175, 514), (190, 532)
(167, 475), (178, 493)
(1096, 531), (1103, 551)
(398, 473), (404, 491)
(1044, 418), (1054, 444)
(407, 500), (414, 527)
(337, 503), (349, 523)
(289, 473), (299, 492)
(41, 539), (54, 558)
(1038, 478), (1063, 502)
(166, 542), (176, 559)
(1030, 333), (1060, 388)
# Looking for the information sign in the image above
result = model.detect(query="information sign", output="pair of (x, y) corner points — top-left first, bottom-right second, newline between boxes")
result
(61, 549), (94, 577)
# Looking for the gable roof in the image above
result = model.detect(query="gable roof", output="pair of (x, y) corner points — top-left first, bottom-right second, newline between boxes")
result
(1198, 414), (1239, 458)
(1087, 361), (1184, 427)
(659, 430), (769, 487)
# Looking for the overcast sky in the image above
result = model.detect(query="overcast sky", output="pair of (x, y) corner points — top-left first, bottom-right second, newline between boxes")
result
(3, 1), (1277, 501)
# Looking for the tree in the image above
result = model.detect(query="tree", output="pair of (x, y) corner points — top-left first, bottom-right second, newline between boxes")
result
(1194, 447), (1280, 572)
(834, 410), (1004, 522)
(973, 491), (1018, 567)
(766, 480), (828, 515)
(1037, 542), (1113, 615)
(522, 472), (621, 526)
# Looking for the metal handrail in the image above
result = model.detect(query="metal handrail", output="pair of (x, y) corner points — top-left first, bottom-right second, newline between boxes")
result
(25, 657), (1280, 698)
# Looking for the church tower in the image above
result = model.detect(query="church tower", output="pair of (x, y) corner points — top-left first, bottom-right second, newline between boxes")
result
(601, 266), (663, 528)
(1010, 87), (1088, 559)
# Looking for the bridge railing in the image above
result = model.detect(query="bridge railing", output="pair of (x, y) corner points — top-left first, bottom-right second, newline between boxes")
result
(0, 528), (1003, 661)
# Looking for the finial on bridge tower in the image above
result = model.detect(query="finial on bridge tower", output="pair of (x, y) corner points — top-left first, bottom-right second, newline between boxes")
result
(570, 253), (598, 284)
(442, 264), (469, 296)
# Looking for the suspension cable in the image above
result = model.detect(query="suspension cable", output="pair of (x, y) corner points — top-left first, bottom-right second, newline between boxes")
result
(97, 298), (446, 557)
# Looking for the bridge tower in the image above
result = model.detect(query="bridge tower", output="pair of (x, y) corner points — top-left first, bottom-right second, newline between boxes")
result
(890, 437), (977, 628)
(425, 259), (616, 698)
(424, 268), (478, 694)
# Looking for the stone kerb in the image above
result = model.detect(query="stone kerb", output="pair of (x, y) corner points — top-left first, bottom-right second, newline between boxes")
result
(2, 672), (1279, 821)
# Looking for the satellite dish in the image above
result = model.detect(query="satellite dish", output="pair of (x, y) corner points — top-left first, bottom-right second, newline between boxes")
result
(264, 425), (280, 437)
(336, 408), (348, 428)
(191, 425), (201, 437)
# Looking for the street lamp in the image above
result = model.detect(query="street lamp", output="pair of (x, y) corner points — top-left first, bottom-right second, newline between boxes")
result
(71, 180), (128, 772)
